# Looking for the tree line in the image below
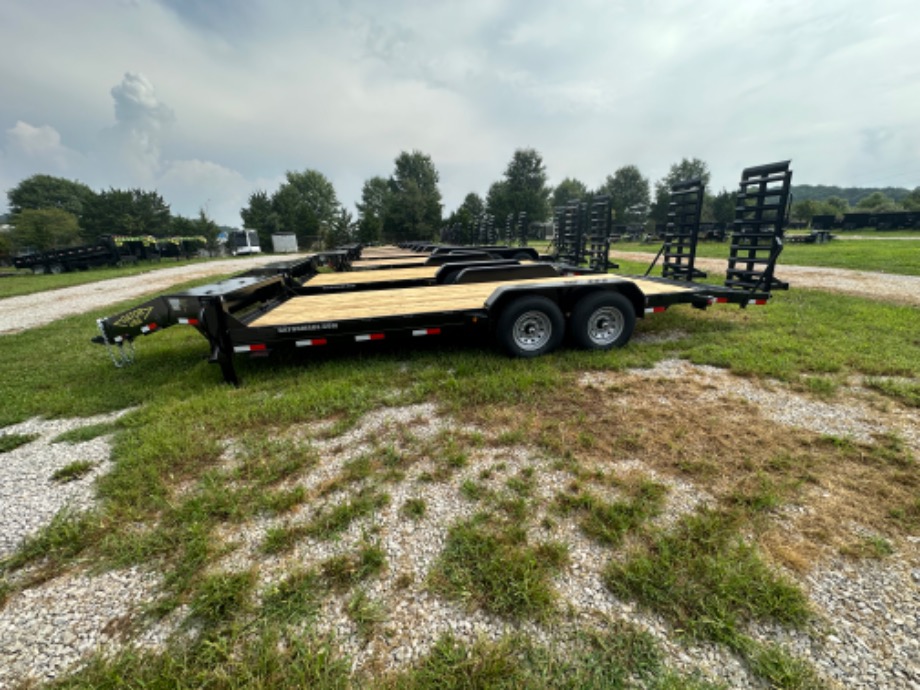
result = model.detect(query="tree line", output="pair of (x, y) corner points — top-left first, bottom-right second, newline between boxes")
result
(9, 152), (914, 258)
(1, 174), (220, 255)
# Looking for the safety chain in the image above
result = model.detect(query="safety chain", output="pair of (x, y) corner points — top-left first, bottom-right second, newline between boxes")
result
(96, 319), (136, 368)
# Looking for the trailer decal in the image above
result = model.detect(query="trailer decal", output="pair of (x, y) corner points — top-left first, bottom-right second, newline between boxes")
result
(277, 323), (339, 334)
(113, 306), (155, 328)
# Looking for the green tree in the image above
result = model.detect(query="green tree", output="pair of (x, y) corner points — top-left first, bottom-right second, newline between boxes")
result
(324, 208), (355, 248)
(855, 191), (898, 211)
(791, 199), (821, 224)
(552, 178), (588, 209)
(501, 148), (551, 223)
(485, 180), (511, 225)
(650, 158), (711, 224)
(901, 187), (920, 212)
(191, 209), (220, 255)
(7, 174), (95, 219)
(9, 209), (81, 251)
(384, 150), (442, 242)
(271, 170), (340, 248)
(824, 196), (850, 217)
(355, 176), (390, 244)
(445, 193), (487, 244)
(711, 188), (735, 224)
(240, 190), (280, 251)
(81, 188), (171, 240)
(597, 165), (650, 224)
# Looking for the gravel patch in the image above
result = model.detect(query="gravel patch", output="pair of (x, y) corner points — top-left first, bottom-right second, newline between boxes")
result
(0, 254), (317, 335)
(2, 389), (917, 687)
(0, 411), (131, 558)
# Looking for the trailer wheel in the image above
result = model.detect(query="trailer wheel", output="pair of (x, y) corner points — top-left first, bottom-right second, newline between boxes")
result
(32, 265), (46, 275)
(570, 291), (635, 350)
(49, 263), (64, 275)
(496, 296), (565, 358)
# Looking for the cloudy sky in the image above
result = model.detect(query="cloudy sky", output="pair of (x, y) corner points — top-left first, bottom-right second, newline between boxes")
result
(1, 0), (918, 226)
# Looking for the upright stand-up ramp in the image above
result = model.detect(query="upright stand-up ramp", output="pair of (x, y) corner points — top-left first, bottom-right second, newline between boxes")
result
(725, 161), (792, 293)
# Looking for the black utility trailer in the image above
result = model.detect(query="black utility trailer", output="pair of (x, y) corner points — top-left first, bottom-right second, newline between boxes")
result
(14, 235), (136, 274)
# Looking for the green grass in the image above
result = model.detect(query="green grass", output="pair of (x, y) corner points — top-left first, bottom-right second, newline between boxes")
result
(51, 460), (95, 482)
(554, 481), (667, 546)
(261, 568), (322, 624)
(428, 516), (568, 620)
(611, 236), (920, 275)
(605, 508), (810, 646)
(0, 433), (38, 453)
(51, 422), (120, 444)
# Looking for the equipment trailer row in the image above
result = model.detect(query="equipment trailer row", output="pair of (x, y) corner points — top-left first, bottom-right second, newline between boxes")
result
(94, 160), (793, 385)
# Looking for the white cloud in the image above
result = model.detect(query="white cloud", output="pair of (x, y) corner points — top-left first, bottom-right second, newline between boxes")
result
(2, 0), (920, 223)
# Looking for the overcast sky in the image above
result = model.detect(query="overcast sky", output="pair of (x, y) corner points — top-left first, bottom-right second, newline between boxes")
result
(2, 0), (918, 226)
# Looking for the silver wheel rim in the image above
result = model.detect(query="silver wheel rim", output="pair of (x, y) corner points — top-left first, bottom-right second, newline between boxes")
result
(586, 306), (624, 345)
(512, 310), (553, 352)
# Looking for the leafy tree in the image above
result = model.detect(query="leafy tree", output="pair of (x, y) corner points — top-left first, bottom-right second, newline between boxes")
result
(7, 174), (95, 219)
(597, 165), (650, 224)
(324, 208), (355, 248)
(9, 209), (81, 251)
(383, 151), (442, 242)
(855, 191), (898, 212)
(711, 188), (735, 224)
(240, 190), (280, 251)
(271, 170), (340, 248)
(791, 199), (821, 223)
(193, 209), (220, 255)
(460, 192), (485, 218)
(552, 177), (589, 209)
(485, 180), (511, 224)
(902, 187), (920, 212)
(650, 158), (712, 224)
(355, 176), (390, 244)
(445, 193), (487, 244)
(502, 148), (551, 223)
(824, 196), (850, 217)
(81, 188), (171, 240)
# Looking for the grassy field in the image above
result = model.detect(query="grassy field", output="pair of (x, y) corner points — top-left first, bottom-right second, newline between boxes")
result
(0, 261), (918, 687)
(0, 256), (254, 300)
(609, 235), (920, 276)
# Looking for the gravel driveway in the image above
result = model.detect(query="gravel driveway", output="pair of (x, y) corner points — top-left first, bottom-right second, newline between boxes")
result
(1, 252), (917, 336)
(0, 254), (314, 335)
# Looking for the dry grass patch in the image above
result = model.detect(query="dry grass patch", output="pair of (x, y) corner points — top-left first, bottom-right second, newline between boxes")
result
(451, 370), (917, 570)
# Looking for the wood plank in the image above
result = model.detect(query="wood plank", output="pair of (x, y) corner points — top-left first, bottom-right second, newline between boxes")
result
(305, 267), (438, 286)
(251, 275), (693, 328)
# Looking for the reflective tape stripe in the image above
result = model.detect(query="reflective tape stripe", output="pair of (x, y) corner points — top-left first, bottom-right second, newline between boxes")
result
(140, 323), (158, 333)
(355, 333), (385, 342)
(748, 299), (768, 306)
(644, 306), (667, 314)
(178, 318), (199, 325)
(233, 344), (267, 353)
(296, 338), (328, 347)
(412, 328), (441, 336)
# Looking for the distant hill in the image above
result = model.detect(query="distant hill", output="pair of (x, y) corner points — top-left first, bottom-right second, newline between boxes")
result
(792, 185), (912, 205)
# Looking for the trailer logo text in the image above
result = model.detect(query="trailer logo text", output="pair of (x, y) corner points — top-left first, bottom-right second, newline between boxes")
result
(277, 322), (339, 334)
(112, 306), (154, 328)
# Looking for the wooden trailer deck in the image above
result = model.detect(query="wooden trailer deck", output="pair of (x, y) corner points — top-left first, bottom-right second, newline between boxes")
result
(303, 267), (439, 286)
(252, 275), (692, 327)
(351, 257), (428, 268)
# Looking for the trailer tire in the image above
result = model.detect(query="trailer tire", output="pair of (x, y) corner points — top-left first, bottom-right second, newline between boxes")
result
(570, 291), (635, 350)
(49, 263), (64, 275)
(496, 296), (564, 358)
(32, 265), (46, 275)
